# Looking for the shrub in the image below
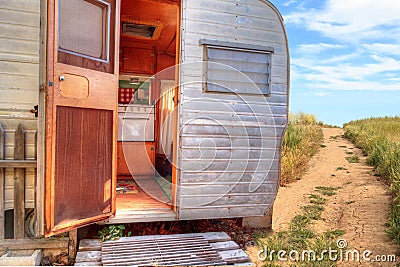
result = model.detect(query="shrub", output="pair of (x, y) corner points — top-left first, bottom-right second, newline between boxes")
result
(281, 113), (323, 185)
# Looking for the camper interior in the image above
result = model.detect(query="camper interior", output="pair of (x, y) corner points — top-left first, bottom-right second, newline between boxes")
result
(114, 0), (180, 219)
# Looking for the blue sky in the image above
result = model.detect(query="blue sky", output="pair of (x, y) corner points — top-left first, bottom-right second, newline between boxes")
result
(269, 0), (400, 126)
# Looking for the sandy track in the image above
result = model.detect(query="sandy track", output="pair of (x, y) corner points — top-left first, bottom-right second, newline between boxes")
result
(249, 128), (399, 266)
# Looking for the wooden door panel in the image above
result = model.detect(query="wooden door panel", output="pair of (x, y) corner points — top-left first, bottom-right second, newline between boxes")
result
(54, 63), (118, 110)
(59, 73), (89, 99)
(45, 0), (119, 236)
(54, 107), (113, 227)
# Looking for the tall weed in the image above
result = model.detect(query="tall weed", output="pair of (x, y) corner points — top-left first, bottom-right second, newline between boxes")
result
(344, 116), (400, 244)
(281, 113), (323, 185)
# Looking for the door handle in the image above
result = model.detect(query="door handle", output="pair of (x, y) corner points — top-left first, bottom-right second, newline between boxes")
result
(59, 75), (65, 81)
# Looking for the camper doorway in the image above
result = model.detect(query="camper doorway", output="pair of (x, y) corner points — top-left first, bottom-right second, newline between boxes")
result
(112, 0), (180, 222)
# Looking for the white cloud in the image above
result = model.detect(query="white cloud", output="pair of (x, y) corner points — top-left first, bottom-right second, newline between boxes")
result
(283, 0), (400, 93)
(293, 51), (360, 65)
(362, 43), (400, 56)
(306, 79), (400, 91)
(285, 0), (400, 43)
(314, 91), (332, 97)
(297, 43), (346, 54)
(283, 0), (298, 7)
(323, 52), (360, 63)
(293, 54), (400, 91)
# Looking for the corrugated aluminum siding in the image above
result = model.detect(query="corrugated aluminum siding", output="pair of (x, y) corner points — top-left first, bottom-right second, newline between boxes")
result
(178, 0), (289, 219)
(0, 0), (40, 209)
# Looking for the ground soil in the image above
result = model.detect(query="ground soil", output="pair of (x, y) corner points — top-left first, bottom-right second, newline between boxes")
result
(247, 128), (399, 266)
(79, 128), (399, 266)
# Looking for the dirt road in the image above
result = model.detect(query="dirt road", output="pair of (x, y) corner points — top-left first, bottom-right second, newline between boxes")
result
(249, 128), (399, 266)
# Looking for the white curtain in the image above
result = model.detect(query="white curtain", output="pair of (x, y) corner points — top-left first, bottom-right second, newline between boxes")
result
(158, 80), (175, 158)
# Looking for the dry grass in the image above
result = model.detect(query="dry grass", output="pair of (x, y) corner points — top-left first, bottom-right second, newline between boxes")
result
(280, 113), (324, 186)
(345, 155), (360, 163)
(344, 116), (400, 244)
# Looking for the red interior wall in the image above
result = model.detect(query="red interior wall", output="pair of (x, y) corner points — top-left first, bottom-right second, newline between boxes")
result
(118, 0), (179, 165)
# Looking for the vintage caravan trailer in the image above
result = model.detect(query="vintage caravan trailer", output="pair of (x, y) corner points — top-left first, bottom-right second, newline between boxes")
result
(0, 0), (289, 240)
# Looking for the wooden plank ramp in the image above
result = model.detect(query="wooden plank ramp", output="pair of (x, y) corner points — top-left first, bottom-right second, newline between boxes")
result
(74, 232), (253, 266)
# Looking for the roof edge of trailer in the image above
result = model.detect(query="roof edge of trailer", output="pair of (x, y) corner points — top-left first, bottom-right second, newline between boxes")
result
(261, 0), (285, 22)
(260, 0), (290, 114)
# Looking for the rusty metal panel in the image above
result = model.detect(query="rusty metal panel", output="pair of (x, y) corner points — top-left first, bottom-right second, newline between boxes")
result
(178, 0), (289, 219)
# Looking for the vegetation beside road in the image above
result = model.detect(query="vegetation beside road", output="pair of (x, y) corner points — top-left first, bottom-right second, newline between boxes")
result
(257, 186), (344, 267)
(344, 116), (400, 244)
(281, 113), (324, 186)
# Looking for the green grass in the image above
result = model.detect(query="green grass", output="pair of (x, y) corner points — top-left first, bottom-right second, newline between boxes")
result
(257, 187), (345, 265)
(281, 113), (324, 185)
(344, 116), (400, 244)
(309, 194), (327, 205)
(263, 263), (282, 267)
(302, 205), (324, 220)
(323, 229), (346, 238)
(336, 167), (348, 171)
(345, 155), (360, 163)
(315, 186), (340, 196)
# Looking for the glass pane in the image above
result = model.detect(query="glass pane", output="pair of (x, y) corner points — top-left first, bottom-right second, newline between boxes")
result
(59, 0), (108, 60)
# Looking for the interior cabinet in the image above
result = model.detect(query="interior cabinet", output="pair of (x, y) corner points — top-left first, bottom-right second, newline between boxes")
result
(117, 142), (155, 176)
(121, 46), (156, 74)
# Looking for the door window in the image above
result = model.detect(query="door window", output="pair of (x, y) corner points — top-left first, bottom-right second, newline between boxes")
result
(58, 0), (114, 73)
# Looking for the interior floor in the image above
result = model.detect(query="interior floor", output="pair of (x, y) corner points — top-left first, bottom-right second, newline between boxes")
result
(116, 176), (171, 211)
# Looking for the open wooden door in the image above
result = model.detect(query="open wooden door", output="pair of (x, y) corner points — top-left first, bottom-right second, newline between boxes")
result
(45, 0), (119, 236)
